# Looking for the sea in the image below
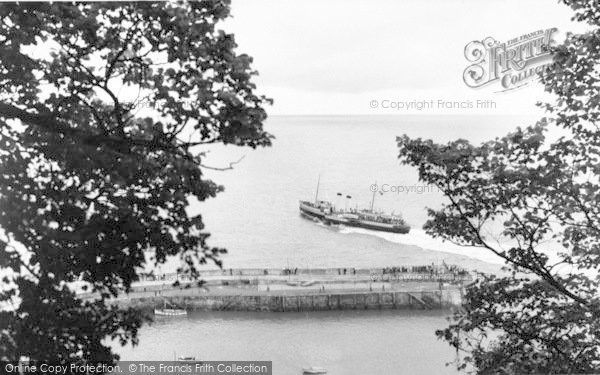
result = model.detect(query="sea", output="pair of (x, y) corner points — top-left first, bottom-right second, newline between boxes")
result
(116, 114), (539, 374)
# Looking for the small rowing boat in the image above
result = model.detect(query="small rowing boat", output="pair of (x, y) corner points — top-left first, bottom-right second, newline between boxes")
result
(302, 366), (327, 374)
(178, 356), (196, 361)
(154, 308), (187, 316)
(154, 300), (187, 316)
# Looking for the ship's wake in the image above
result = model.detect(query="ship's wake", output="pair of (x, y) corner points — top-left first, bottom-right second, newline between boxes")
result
(337, 226), (505, 265)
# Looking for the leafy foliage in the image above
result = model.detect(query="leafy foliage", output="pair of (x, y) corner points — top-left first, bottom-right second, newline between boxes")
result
(0, 1), (271, 364)
(398, 1), (600, 372)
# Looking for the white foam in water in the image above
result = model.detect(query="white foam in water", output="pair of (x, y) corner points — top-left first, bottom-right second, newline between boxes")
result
(336, 225), (575, 274)
(337, 226), (506, 265)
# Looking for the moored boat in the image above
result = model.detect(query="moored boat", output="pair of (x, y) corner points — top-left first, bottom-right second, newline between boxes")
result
(154, 308), (187, 316)
(178, 356), (196, 361)
(154, 300), (187, 316)
(302, 366), (327, 374)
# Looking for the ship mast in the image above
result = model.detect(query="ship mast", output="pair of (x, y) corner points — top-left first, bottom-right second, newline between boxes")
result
(370, 181), (377, 211)
(314, 174), (321, 203)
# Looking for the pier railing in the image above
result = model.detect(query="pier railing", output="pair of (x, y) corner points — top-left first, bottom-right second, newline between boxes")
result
(76, 266), (473, 301)
(135, 265), (471, 283)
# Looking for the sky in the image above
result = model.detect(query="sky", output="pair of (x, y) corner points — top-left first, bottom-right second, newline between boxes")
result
(225, 0), (589, 115)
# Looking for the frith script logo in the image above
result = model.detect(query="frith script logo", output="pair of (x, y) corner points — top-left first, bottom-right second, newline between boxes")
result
(463, 28), (558, 92)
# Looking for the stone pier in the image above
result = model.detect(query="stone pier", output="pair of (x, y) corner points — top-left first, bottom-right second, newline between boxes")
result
(84, 267), (469, 312)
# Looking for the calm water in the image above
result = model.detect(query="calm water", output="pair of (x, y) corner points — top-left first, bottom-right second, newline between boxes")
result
(117, 310), (459, 375)
(151, 114), (536, 273)
(123, 115), (537, 372)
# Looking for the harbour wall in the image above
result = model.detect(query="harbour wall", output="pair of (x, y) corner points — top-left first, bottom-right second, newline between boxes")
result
(116, 288), (463, 312)
(86, 267), (470, 312)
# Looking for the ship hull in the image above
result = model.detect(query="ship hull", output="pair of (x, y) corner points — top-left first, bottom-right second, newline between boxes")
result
(299, 202), (410, 234)
(324, 216), (410, 234)
(299, 203), (326, 219)
(352, 220), (410, 234)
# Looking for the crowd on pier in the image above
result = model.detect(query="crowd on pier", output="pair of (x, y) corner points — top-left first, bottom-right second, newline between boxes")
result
(135, 264), (471, 284)
(382, 264), (468, 276)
